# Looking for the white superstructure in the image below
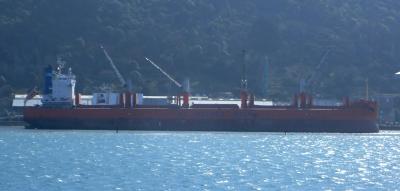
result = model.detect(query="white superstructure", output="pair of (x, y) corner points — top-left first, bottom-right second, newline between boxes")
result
(42, 65), (76, 106)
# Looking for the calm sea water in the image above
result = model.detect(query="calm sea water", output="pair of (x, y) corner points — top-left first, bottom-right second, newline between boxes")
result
(1, 127), (400, 191)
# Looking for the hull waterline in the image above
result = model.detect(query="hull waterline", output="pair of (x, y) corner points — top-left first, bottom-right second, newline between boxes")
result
(24, 107), (379, 133)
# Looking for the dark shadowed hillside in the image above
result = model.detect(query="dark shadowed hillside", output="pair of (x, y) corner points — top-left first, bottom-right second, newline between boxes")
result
(1, 0), (400, 110)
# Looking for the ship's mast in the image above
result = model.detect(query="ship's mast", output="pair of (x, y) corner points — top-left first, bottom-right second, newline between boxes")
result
(365, 78), (369, 100)
(240, 50), (249, 108)
(241, 50), (248, 90)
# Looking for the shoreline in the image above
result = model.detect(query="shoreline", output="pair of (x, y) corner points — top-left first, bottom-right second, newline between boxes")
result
(0, 121), (27, 127)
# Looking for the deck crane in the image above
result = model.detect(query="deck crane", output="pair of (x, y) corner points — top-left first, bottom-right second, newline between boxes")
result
(101, 45), (136, 108)
(296, 49), (332, 108)
(100, 45), (127, 88)
(144, 57), (190, 107)
(144, 57), (182, 88)
(300, 49), (331, 93)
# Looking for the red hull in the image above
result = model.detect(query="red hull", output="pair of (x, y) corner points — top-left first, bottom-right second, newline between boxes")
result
(23, 105), (379, 133)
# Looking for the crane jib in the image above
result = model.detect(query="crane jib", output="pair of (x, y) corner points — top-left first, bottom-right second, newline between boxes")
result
(145, 57), (182, 88)
(100, 45), (127, 87)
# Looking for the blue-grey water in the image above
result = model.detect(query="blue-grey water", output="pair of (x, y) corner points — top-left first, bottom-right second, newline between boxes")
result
(1, 127), (400, 190)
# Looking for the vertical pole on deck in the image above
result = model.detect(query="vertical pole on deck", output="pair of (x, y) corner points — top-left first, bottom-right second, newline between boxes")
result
(365, 78), (369, 100)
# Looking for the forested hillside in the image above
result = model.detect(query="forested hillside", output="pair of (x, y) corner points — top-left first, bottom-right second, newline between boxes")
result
(1, 0), (400, 109)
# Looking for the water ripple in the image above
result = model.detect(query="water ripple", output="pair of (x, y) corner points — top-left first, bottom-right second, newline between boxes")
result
(0, 127), (400, 190)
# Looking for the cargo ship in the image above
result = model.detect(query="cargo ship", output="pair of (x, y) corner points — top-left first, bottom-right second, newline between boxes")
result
(23, 62), (379, 133)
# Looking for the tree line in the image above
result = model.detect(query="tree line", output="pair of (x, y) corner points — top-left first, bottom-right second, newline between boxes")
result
(1, 0), (400, 111)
